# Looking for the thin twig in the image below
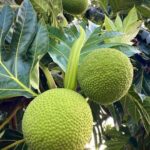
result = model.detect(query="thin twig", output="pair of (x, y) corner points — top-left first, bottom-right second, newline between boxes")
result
(0, 103), (22, 130)
(1, 139), (25, 150)
(11, 115), (17, 130)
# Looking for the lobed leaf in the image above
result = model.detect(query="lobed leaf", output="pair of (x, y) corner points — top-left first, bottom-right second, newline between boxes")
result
(48, 22), (136, 72)
(0, 0), (49, 99)
(122, 88), (150, 134)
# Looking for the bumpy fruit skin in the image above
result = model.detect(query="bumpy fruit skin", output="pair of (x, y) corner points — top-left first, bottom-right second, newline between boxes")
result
(78, 48), (133, 105)
(22, 89), (93, 150)
(62, 0), (88, 15)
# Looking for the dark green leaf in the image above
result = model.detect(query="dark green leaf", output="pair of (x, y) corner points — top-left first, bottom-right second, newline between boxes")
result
(29, 19), (49, 91)
(48, 25), (79, 71)
(109, 0), (150, 18)
(134, 66), (150, 96)
(30, 0), (63, 25)
(0, 0), (45, 99)
(0, 5), (14, 44)
(48, 23), (126, 72)
(143, 97), (150, 118)
(109, 0), (141, 13)
(94, 43), (139, 57)
(105, 127), (129, 150)
(122, 93), (141, 123)
(0, 129), (23, 149)
(122, 88), (150, 133)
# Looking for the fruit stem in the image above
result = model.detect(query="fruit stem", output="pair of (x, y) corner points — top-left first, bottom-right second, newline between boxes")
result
(1, 139), (25, 150)
(0, 103), (22, 131)
(11, 115), (17, 130)
(40, 63), (57, 89)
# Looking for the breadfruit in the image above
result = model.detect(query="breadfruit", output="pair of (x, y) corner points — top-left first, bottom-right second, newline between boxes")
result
(78, 48), (133, 105)
(62, 0), (88, 15)
(22, 88), (93, 150)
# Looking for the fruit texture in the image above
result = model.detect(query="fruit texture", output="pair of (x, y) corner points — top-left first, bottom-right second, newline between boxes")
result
(78, 48), (133, 105)
(22, 88), (93, 150)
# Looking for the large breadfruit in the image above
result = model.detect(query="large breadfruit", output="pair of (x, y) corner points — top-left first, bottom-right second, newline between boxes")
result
(22, 88), (93, 150)
(78, 48), (133, 105)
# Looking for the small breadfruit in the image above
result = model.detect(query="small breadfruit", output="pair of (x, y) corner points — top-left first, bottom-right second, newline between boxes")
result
(78, 48), (133, 105)
(62, 0), (88, 15)
(22, 88), (93, 150)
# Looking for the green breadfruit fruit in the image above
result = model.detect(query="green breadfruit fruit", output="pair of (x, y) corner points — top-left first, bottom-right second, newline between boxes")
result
(62, 0), (88, 15)
(78, 48), (133, 105)
(22, 88), (93, 150)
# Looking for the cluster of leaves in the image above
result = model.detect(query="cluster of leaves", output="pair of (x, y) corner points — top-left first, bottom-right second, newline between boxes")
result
(91, 0), (150, 30)
(0, 0), (150, 150)
(91, 0), (150, 16)
(89, 1), (150, 149)
(104, 7), (142, 45)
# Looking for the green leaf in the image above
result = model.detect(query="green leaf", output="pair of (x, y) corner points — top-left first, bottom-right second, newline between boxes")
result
(30, 62), (40, 92)
(123, 7), (138, 32)
(29, 19), (49, 91)
(122, 21), (142, 44)
(30, 0), (50, 14)
(0, 0), (47, 99)
(97, 0), (108, 13)
(109, 0), (142, 13)
(0, 129), (27, 149)
(106, 139), (127, 150)
(104, 15), (117, 31)
(122, 88), (150, 134)
(30, 0), (63, 26)
(104, 7), (141, 45)
(137, 4), (150, 18)
(48, 25), (79, 72)
(115, 14), (123, 32)
(109, 0), (150, 19)
(105, 127), (129, 150)
(64, 26), (86, 90)
(98, 42), (140, 57)
(48, 23), (123, 72)
(122, 94), (141, 123)
(80, 31), (123, 63)
(142, 97), (150, 132)
(143, 97), (150, 116)
(0, 5), (13, 46)
(134, 65), (150, 96)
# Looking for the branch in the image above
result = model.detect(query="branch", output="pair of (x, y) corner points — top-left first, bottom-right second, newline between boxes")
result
(1, 139), (25, 150)
(0, 103), (22, 130)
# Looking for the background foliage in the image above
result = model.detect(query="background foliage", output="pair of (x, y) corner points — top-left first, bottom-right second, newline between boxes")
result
(0, 0), (150, 150)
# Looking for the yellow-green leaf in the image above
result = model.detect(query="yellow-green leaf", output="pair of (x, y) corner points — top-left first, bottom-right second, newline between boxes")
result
(64, 26), (86, 90)
(104, 15), (117, 31)
(115, 14), (123, 32)
(123, 7), (138, 32)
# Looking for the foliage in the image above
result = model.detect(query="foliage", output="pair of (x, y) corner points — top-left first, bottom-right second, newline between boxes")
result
(48, 22), (138, 72)
(91, 0), (150, 29)
(104, 7), (142, 45)
(30, 0), (63, 26)
(0, 0), (150, 150)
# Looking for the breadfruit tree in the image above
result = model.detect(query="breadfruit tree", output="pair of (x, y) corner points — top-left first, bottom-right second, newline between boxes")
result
(0, 0), (150, 150)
